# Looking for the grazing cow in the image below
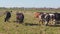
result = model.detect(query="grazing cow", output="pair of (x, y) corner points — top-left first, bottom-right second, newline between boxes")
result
(45, 12), (60, 25)
(4, 11), (12, 22)
(16, 12), (24, 23)
(34, 12), (60, 25)
(34, 12), (45, 25)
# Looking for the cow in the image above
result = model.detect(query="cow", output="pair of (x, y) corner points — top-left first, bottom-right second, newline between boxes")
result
(16, 12), (24, 23)
(34, 12), (60, 26)
(44, 12), (60, 25)
(4, 11), (12, 22)
(34, 12), (45, 25)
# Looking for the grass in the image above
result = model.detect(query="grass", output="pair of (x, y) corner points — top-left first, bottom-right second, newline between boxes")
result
(0, 10), (60, 34)
(0, 11), (41, 34)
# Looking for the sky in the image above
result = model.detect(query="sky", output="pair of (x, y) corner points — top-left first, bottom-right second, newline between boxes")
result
(0, 0), (60, 8)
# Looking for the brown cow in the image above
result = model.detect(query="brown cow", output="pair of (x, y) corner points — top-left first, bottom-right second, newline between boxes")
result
(34, 12), (44, 25)
(34, 12), (40, 18)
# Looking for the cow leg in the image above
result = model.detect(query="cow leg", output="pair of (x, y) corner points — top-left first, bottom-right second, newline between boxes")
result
(42, 19), (45, 25)
(39, 19), (41, 24)
(41, 19), (43, 24)
(39, 20), (41, 23)
(45, 20), (49, 26)
(19, 19), (24, 24)
(5, 17), (10, 22)
(45, 21), (47, 25)
(39, 19), (45, 25)
(52, 19), (56, 25)
(5, 18), (7, 22)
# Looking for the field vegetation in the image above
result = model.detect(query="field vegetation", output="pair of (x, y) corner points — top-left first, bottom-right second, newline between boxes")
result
(0, 8), (60, 34)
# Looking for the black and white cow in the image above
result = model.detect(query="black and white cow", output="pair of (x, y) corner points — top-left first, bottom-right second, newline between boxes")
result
(45, 12), (60, 25)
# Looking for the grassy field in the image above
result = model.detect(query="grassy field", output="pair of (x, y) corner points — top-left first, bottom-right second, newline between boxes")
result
(0, 9), (60, 34)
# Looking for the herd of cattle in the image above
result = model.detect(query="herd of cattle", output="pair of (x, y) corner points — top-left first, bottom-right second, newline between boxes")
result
(34, 12), (60, 25)
(3, 11), (60, 26)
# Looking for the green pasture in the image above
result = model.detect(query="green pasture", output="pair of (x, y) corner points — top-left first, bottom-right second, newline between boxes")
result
(0, 9), (60, 34)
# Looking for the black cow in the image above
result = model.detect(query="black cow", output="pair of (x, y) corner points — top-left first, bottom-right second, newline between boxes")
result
(54, 13), (60, 24)
(16, 12), (24, 23)
(4, 11), (12, 22)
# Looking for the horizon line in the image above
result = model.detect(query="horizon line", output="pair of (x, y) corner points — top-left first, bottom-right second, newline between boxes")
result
(0, 7), (60, 8)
